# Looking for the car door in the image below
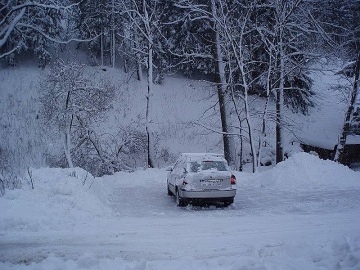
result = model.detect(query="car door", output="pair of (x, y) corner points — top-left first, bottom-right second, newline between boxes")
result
(174, 160), (187, 188)
(170, 159), (185, 188)
(168, 159), (181, 192)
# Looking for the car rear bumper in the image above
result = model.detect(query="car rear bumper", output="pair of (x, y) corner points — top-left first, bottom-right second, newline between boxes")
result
(180, 189), (236, 200)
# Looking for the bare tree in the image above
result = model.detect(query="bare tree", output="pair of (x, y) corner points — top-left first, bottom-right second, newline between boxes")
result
(218, 2), (258, 172)
(172, 0), (324, 170)
(256, 0), (318, 163)
(119, 0), (165, 168)
(174, 0), (237, 167)
(210, 0), (236, 167)
(40, 60), (115, 168)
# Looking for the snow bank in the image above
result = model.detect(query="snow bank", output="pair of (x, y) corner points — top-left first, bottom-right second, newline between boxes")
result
(0, 167), (113, 232)
(2, 235), (360, 270)
(241, 152), (360, 191)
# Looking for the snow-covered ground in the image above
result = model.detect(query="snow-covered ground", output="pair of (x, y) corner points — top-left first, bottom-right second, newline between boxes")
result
(1, 152), (360, 269)
(293, 59), (354, 149)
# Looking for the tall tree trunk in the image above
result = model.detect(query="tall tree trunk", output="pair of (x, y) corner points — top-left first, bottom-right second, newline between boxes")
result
(124, 57), (129, 73)
(64, 132), (73, 168)
(210, 0), (235, 167)
(100, 30), (104, 66)
(137, 57), (143, 81)
(111, 30), (116, 68)
(64, 91), (73, 168)
(244, 89), (257, 173)
(239, 116), (244, 171)
(142, 0), (155, 168)
(334, 53), (360, 163)
(136, 32), (142, 81)
(146, 42), (155, 168)
(64, 115), (74, 168)
(258, 51), (273, 167)
(131, 10), (142, 81)
(123, 28), (130, 73)
(111, 0), (116, 68)
(258, 95), (270, 166)
(276, 33), (285, 164)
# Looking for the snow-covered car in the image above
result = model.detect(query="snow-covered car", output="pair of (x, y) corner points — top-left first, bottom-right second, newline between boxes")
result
(167, 153), (236, 207)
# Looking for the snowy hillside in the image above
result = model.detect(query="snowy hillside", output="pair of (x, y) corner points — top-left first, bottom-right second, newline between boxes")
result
(292, 59), (353, 149)
(1, 57), (355, 176)
(0, 64), (227, 175)
(1, 153), (360, 269)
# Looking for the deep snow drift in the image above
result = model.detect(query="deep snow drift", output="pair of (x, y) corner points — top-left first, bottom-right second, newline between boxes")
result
(1, 152), (360, 269)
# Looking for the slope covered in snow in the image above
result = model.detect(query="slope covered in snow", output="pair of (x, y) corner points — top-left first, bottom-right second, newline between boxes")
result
(292, 59), (353, 150)
(1, 57), (356, 175)
(1, 153), (360, 269)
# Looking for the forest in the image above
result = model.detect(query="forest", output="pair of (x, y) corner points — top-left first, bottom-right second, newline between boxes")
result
(1, 0), (359, 185)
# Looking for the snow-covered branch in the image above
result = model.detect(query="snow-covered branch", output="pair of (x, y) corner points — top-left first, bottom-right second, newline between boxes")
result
(0, 1), (90, 61)
(17, 23), (100, 44)
(0, 7), (26, 48)
(193, 121), (248, 138)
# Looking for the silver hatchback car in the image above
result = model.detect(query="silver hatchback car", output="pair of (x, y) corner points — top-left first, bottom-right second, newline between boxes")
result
(167, 153), (236, 207)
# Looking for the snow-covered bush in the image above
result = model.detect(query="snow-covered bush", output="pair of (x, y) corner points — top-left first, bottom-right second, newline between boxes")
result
(0, 170), (22, 197)
(39, 60), (116, 173)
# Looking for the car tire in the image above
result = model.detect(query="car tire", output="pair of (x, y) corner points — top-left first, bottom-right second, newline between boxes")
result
(176, 188), (187, 207)
(223, 199), (234, 207)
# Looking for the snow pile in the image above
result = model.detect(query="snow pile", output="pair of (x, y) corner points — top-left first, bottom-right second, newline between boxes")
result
(0, 167), (113, 232)
(241, 152), (360, 191)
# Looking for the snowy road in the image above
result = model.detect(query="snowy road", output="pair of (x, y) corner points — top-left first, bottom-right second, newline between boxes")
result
(1, 155), (360, 269)
(2, 210), (359, 263)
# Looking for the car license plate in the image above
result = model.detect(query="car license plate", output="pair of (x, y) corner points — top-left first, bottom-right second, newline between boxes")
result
(200, 179), (222, 187)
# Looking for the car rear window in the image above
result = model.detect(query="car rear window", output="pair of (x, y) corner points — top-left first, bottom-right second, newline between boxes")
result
(190, 161), (228, 172)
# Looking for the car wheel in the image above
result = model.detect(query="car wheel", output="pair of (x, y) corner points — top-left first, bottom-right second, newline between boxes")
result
(176, 188), (187, 207)
(223, 199), (234, 207)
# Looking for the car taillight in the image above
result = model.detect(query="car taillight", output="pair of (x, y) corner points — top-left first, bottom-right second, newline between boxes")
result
(231, 175), (236, 185)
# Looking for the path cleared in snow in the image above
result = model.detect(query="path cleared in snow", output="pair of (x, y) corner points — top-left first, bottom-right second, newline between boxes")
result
(1, 153), (360, 269)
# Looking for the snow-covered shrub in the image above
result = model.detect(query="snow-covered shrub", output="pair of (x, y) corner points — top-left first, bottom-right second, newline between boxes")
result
(155, 146), (178, 168)
(0, 70), (48, 193)
(39, 60), (116, 170)
(0, 170), (22, 196)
